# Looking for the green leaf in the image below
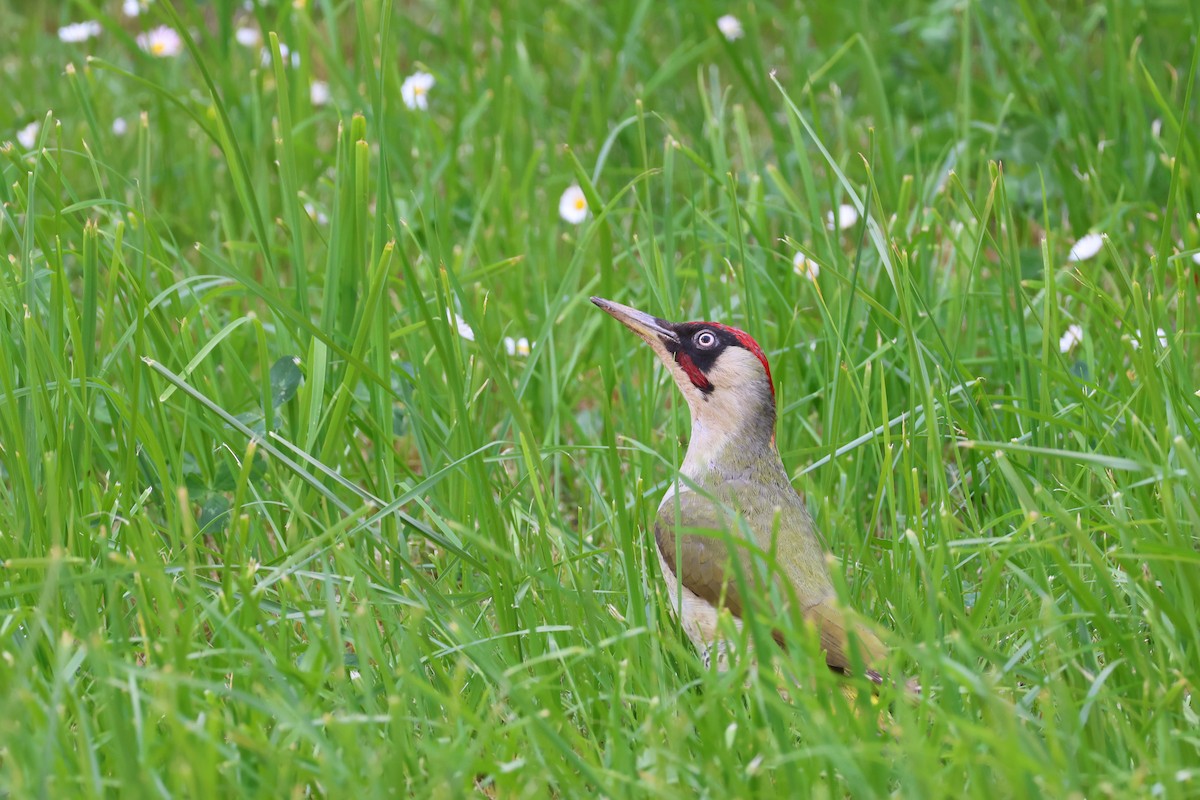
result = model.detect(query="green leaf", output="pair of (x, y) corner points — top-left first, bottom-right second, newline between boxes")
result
(197, 493), (231, 536)
(269, 356), (303, 409)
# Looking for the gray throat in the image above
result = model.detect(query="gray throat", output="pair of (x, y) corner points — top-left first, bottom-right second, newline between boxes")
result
(682, 388), (779, 481)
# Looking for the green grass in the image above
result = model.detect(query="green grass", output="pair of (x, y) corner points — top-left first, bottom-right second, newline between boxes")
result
(3, 0), (1199, 796)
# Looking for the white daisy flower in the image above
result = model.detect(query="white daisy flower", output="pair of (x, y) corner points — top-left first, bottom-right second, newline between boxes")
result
(792, 251), (819, 281)
(309, 80), (331, 106)
(716, 15), (743, 41)
(16, 121), (40, 149)
(112, 117), (128, 135)
(558, 185), (588, 224)
(261, 42), (300, 68)
(1058, 324), (1083, 353)
(1130, 328), (1168, 350)
(504, 336), (531, 357)
(826, 203), (859, 231)
(122, 0), (143, 17)
(58, 21), (102, 43)
(450, 312), (474, 342)
(1068, 232), (1104, 262)
(401, 71), (435, 110)
(137, 25), (183, 58)
(235, 26), (261, 47)
(1192, 252), (1200, 266)
(302, 202), (328, 225)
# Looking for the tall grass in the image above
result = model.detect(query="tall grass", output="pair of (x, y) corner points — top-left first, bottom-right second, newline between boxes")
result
(1, 0), (1198, 796)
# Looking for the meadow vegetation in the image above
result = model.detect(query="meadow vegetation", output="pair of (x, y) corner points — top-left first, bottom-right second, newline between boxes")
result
(2, 0), (1199, 796)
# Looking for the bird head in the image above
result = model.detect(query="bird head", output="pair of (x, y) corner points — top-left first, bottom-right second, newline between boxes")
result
(592, 297), (776, 447)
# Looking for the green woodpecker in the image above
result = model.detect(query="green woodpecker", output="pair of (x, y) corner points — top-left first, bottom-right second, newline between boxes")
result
(593, 296), (888, 682)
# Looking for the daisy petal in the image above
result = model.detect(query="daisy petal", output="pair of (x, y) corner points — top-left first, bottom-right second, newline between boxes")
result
(716, 15), (743, 41)
(401, 71), (435, 110)
(558, 185), (588, 225)
(1058, 324), (1083, 353)
(136, 25), (183, 58)
(1068, 232), (1104, 262)
(826, 203), (859, 231)
(792, 251), (819, 281)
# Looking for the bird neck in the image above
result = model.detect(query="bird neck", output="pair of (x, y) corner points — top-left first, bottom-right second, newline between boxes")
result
(680, 389), (778, 480)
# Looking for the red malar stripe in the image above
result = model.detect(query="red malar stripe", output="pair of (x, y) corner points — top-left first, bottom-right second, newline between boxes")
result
(675, 352), (713, 393)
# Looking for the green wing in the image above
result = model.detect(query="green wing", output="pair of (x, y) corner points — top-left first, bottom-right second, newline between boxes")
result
(653, 488), (751, 620)
(653, 487), (886, 680)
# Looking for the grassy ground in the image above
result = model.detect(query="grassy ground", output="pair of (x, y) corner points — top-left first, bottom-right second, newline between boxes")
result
(3, 0), (1199, 796)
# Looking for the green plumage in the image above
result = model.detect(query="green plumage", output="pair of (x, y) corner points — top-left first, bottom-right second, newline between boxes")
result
(654, 467), (887, 679)
(590, 295), (890, 683)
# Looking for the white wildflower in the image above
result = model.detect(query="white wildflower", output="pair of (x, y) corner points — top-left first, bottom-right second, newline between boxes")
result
(1058, 324), (1083, 353)
(558, 185), (588, 224)
(716, 15), (743, 41)
(16, 121), (40, 149)
(1068, 232), (1104, 262)
(302, 202), (328, 225)
(309, 80), (330, 106)
(450, 312), (474, 342)
(112, 117), (128, 135)
(504, 336), (531, 357)
(58, 21), (102, 43)
(137, 25), (183, 58)
(261, 42), (300, 68)
(122, 0), (143, 17)
(792, 251), (819, 281)
(401, 71), (435, 110)
(827, 203), (859, 231)
(235, 27), (261, 48)
(1130, 328), (1168, 350)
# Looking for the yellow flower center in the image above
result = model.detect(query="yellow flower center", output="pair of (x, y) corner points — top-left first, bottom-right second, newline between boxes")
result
(414, 86), (425, 95)
(151, 41), (166, 54)
(573, 198), (585, 211)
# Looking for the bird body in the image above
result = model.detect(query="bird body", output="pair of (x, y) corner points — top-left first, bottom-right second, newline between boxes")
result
(594, 297), (887, 681)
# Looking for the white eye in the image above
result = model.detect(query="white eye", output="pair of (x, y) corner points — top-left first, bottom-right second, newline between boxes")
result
(694, 330), (718, 349)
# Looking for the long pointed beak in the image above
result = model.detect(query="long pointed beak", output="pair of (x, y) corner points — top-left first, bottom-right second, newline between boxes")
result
(591, 297), (678, 347)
